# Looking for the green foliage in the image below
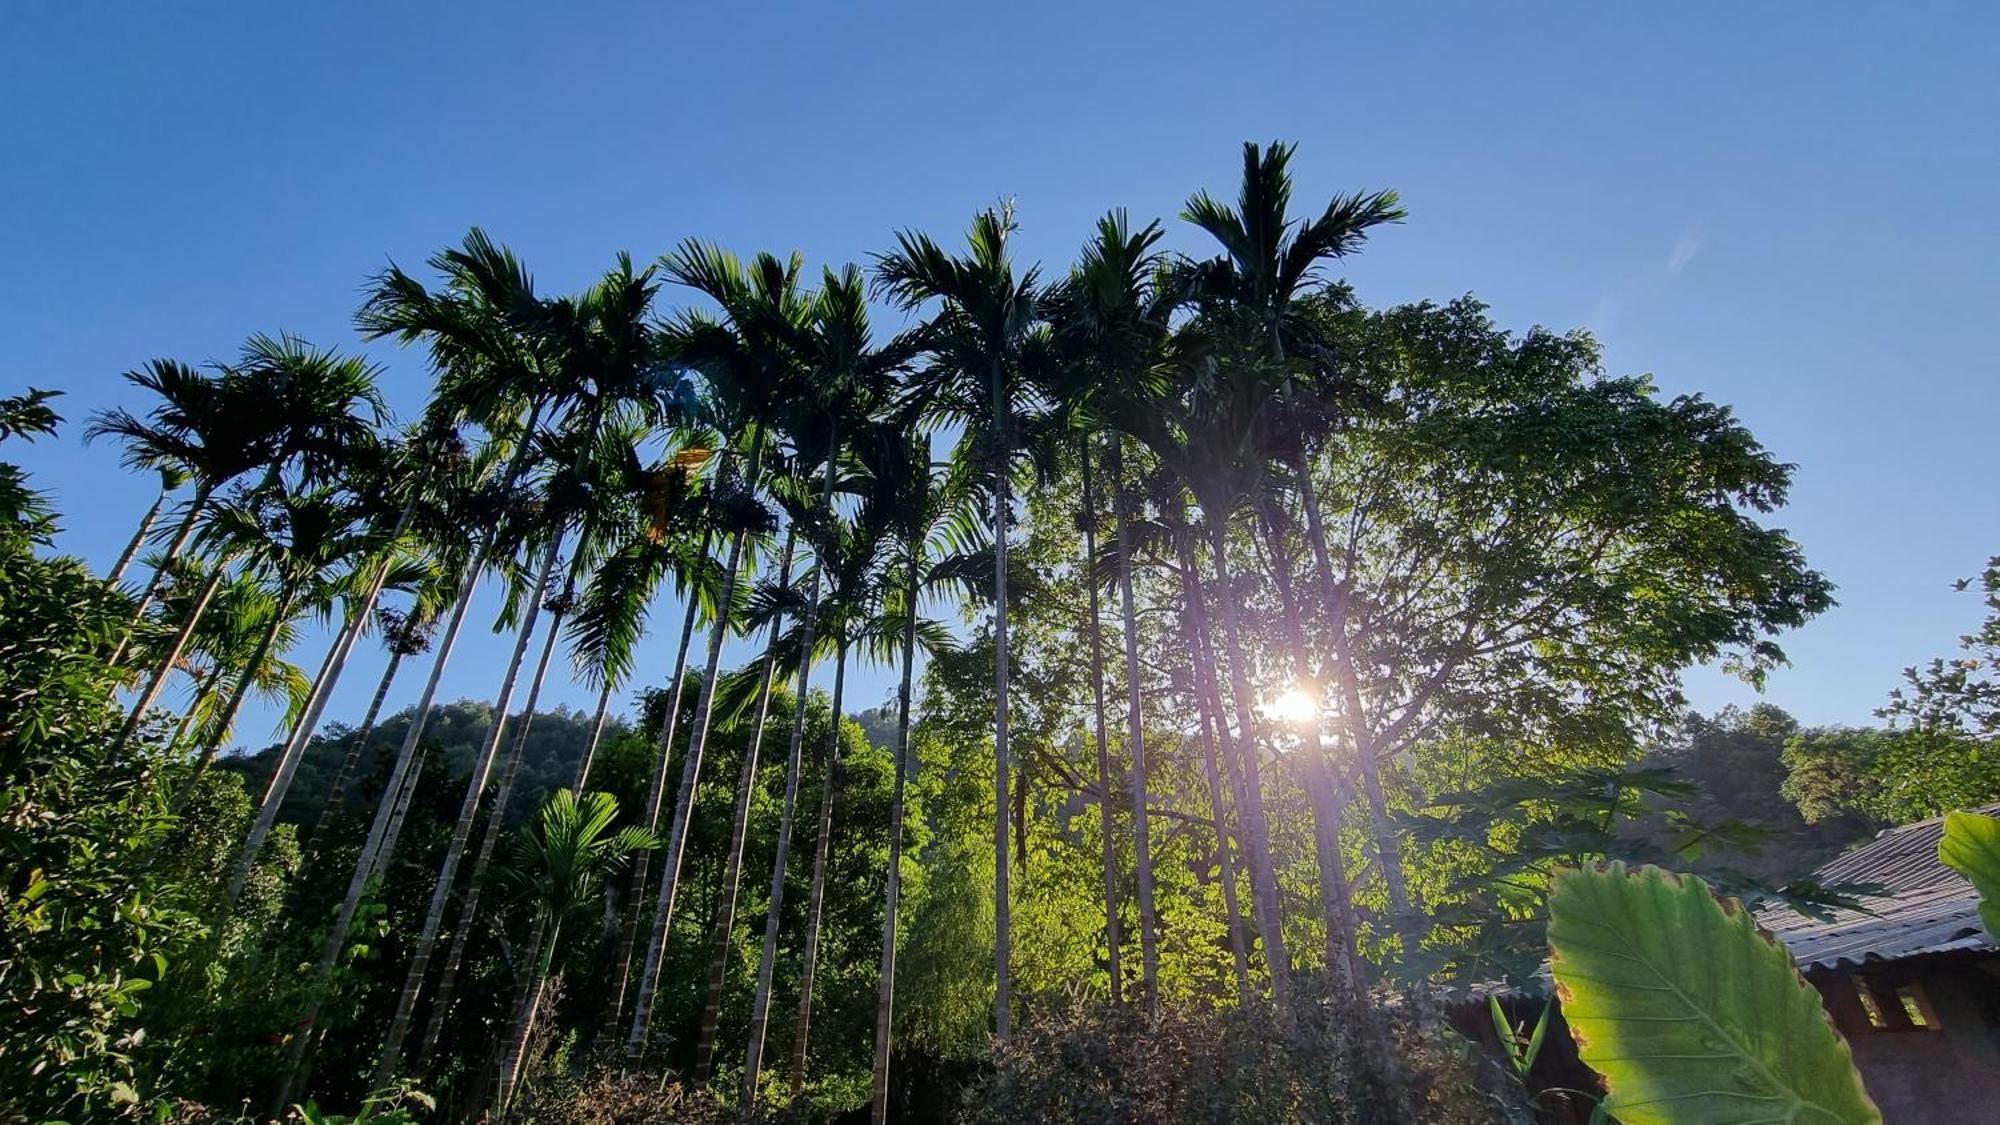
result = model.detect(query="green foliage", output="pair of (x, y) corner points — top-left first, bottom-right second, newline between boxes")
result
(1783, 724), (2000, 826)
(6, 142), (1874, 1120)
(1937, 809), (2000, 938)
(1884, 555), (2000, 736)
(0, 388), (62, 543)
(294, 1080), (434, 1124)
(1487, 996), (1550, 1082)
(0, 411), (211, 1119)
(1547, 863), (1880, 1125)
(1407, 747), (1872, 989)
(502, 789), (658, 922)
(964, 992), (1499, 1124)
(1651, 705), (1873, 880)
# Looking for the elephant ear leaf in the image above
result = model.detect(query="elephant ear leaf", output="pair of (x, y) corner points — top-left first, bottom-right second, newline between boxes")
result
(1547, 862), (1881, 1125)
(1938, 809), (2000, 938)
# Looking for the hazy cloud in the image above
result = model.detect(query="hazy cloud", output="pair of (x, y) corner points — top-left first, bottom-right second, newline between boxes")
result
(1667, 226), (1706, 276)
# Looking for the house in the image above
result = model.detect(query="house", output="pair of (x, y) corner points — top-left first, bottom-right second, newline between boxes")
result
(1756, 807), (2000, 1124)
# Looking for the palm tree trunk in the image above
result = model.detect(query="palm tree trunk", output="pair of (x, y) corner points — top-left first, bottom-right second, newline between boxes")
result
(789, 642), (846, 1092)
(226, 511), (421, 897)
(625, 432), (769, 1060)
(109, 486), (169, 587)
(990, 363), (1014, 1043)
(1174, 528), (1252, 1002)
(1256, 506), (1361, 986)
(270, 628), (347, 809)
(275, 400), (549, 1112)
(418, 590), (568, 1068)
(1289, 455), (1410, 916)
(111, 484), (209, 668)
(600, 522), (713, 1045)
(573, 679), (614, 794)
(870, 544), (922, 1125)
(275, 564), (471, 1116)
(1107, 439), (1160, 1010)
(621, 533), (746, 1056)
(375, 537), (562, 1087)
(115, 565), (224, 754)
(196, 590), (293, 779)
(308, 645), (404, 852)
(1202, 516), (1293, 1009)
(690, 530), (795, 1087)
(1077, 442), (1122, 1005)
(742, 504), (829, 1103)
(169, 664), (225, 754)
(371, 742), (426, 882)
(494, 915), (560, 1114)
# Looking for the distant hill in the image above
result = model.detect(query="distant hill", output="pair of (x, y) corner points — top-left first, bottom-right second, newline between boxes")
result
(219, 700), (628, 831)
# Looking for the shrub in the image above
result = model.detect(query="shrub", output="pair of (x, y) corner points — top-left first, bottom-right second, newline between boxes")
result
(961, 988), (1506, 1124)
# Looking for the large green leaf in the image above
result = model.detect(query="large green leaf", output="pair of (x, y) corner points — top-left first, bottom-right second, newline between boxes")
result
(1548, 862), (1879, 1125)
(1938, 809), (2000, 938)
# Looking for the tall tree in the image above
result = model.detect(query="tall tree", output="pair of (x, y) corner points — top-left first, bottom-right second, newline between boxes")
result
(875, 206), (1044, 1039)
(86, 359), (273, 662)
(861, 423), (982, 1124)
(1180, 140), (1404, 931)
(622, 242), (807, 1063)
(687, 523), (796, 1086)
(1042, 211), (1183, 1008)
(111, 336), (388, 744)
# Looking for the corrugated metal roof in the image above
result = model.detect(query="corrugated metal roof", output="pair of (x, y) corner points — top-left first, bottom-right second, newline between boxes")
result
(1756, 805), (1999, 972)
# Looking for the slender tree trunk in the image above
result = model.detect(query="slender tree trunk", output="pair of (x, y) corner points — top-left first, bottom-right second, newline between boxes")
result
(1202, 516), (1292, 1009)
(111, 484), (209, 668)
(109, 487), (169, 587)
(624, 432), (766, 1060)
(224, 588), (373, 894)
(742, 464), (832, 1102)
(267, 629), (347, 815)
(418, 588), (569, 1069)
(308, 645), (405, 852)
(169, 664), (225, 755)
(1077, 445), (1123, 1004)
(870, 543), (922, 1125)
(690, 530), (796, 1087)
(276, 404), (546, 1111)
(1290, 455), (1411, 916)
(371, 743), (426, 882)
(275, 571), (473, 1114)
(990, 363), (1014, 1043)
(227, 504), (420, 897)
(1174, 528), (1252, 1002)
(375, 538), (562, 1087)
(573, 679), (614, 794)
(1256, 506), (1361, 986)
(115, 566), (224, 754)
(601, 523), (713, 1045)
(494, 916), (559, 1114)
(195, 592), (292, 781)
(789, 643), (846, 1092)
(1107, 439), (1160, 1010)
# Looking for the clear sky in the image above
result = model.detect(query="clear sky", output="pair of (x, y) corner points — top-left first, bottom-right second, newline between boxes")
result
(4, 3), (1996, 750)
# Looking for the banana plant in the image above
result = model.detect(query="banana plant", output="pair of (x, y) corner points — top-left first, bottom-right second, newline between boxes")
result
(1547, 862), (1880, 1125)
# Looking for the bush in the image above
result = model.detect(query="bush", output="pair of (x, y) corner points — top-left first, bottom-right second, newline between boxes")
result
(504, 1067), (744, 1125)
(962, 988), (1507, 1124)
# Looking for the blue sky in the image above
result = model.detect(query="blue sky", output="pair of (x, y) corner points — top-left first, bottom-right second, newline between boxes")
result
(4, 3), (1996, 749)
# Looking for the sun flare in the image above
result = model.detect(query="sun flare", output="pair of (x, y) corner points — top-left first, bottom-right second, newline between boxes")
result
(1264, 686), (1322, 727)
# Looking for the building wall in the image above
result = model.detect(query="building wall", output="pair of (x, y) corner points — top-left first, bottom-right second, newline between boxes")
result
(1835, 962), (2000, 1124)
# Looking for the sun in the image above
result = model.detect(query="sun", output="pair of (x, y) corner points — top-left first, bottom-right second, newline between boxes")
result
(1263, 686), (1321, 727)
